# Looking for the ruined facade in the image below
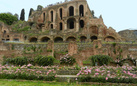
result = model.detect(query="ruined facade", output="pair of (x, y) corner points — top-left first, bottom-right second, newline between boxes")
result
(0, 0), (122, 43)
(26, 0), (122, 43)
(1, 0), (136, 66)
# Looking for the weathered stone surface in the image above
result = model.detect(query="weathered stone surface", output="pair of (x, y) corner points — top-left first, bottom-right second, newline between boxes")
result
(118, 30), (137, 42)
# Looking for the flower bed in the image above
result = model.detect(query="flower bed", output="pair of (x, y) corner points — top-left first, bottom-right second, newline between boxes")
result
(0, 64), (137, 83)
(0, 64), (56, 81)
(77, 65), (137, 83)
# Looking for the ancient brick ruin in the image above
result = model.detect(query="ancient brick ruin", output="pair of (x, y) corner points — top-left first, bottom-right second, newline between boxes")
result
(0, 0), (136, 66)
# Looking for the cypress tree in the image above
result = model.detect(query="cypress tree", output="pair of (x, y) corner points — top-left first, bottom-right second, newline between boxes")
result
(29, 8), (34, 17)
(20, 9), (25, 21)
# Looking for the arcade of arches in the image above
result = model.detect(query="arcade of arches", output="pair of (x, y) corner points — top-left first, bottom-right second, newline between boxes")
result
(29, 35), (116, 43)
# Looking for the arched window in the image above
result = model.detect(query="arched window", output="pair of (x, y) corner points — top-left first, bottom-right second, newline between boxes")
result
(54, 37), (63, 43)
(29, 37), (37, 42)
(69, 6), (74, 16)
(66, 36), (76, 42)
(60, 22), (63, 30)
(41, 37), (50, 42)
(105, 36), (115, 42)
(80, 20), (84, 28)
(91, 36), (98, 42)
(67, 18), (75, 29)
(60, 8), (63, 19)
(79, 5), (84, 16)
(80, 36), (87, 42)
(43, 13), (45, 22)
(51, 11), (53, 22)
(51, 24), (53, 29)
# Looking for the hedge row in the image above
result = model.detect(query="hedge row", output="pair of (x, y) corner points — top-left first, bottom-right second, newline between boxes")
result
(3, 55), (55, 66)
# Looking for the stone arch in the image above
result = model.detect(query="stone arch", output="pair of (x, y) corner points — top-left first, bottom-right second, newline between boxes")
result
(91, 36), (98, 42)
(104, 36), (115, 42)
(80, 36), (87, 42)
(66, 36), (76, 42)
(49, 9), (55, 22)
(67, 18), (76, 29)
(58, 7), (65, 19)
(54, 37), (63, 43)
(41, 37), (50, 42)
(29, 37), (37, 42)
(79, 5), (84, 16)
(69, 6), (74, 16)
(79, 20), (84, 28)
(50, 11), (53, 22)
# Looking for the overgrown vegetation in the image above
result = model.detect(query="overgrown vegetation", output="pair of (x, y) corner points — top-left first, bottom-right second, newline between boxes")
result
(0, 13), (18, 25)
(23, 45), (42, 54)
(89, 55), (113, 66)
(3, 55), (55, 66)
(12, 21), (30, 32)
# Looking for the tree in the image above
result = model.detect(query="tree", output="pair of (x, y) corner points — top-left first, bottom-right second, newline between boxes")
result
(37, 5), (43, 11)
(0, 13), (18, 25)
(14, 13), (19, 20)
(29, 8), (34, 17)
(20, 9), (25, 21)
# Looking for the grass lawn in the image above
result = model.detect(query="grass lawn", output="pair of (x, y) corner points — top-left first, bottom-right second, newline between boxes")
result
(0, 79), (136, 86)
(0, 79), (91, 86)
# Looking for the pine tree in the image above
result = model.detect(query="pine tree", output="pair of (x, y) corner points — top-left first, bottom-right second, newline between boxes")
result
(20, 9), (25, 21)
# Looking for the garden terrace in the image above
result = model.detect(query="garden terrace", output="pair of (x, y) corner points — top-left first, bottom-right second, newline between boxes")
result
(0, 65), (137, 84)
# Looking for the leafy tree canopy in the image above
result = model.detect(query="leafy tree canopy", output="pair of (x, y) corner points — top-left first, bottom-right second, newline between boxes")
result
(0, 13), (18, 25)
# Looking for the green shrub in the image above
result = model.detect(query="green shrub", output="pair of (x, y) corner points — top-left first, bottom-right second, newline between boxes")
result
(5, 56), (28, 66)
(89, 55), (113, 66)
(3, 56), (55, 66)
(34, 55), (55, 66)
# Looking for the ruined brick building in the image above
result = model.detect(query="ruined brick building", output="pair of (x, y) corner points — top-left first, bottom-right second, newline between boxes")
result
(1, 0), (136, 66)
(0, 0), (122, 43)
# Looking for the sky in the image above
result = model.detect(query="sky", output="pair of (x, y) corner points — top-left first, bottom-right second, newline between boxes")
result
(0, 0), (137, 32)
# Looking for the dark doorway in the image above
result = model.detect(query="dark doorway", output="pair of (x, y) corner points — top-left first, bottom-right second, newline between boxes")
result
(60, 22), (63, 30)
(43, 13), (45, 22)
(30, 37), (37, 42)
(91, 36), (97, 42)
(54, 37), (63, 43)
(51, 24), (53, 29)
(60, 8), (62, 19)
(69, 6), (74, 16)
(51, 11), (53, 22)
(80, 36), (87, 42)
(80, 20), (84, 28)
(24, 36), (27, 40)
(41, 37), (50, 42)
(4, 30), (6, 34)
(67, 18), (75, 29)
(70, 21), (74, 29)
(79, 5), (84, 16)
